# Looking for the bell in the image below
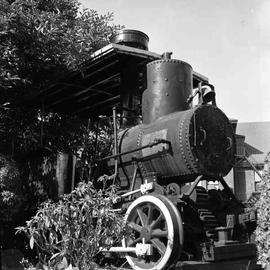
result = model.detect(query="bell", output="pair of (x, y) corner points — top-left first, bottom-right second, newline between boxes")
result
(202, 86), (216, 103)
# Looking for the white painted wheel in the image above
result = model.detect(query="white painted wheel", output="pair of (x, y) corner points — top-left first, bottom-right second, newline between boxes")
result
(123, 194), (183, 270)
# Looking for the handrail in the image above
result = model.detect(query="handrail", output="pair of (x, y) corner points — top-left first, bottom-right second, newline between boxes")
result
(235, 154), (263, 180)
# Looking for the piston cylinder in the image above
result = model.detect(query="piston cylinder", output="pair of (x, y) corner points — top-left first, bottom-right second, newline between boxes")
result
(142, 59), (193, 124)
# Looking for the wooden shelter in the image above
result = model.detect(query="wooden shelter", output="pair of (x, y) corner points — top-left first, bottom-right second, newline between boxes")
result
(27, 43), (208, 118)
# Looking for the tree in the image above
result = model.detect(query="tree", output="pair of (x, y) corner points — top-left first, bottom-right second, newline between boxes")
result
(0, 0), (121, 255)
(255, 152), (270, 269)
(0, 0), (121, 157)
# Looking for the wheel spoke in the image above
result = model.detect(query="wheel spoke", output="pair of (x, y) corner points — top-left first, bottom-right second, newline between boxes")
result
(151, 229), (168, 238)
(128, 222), (143, 232)
(129, 237), (142, 246)
(147, 203), (154, 226)
(150, 213), (163, 229)
(137, 208), (148, 227)
(151, 238), (166, 256)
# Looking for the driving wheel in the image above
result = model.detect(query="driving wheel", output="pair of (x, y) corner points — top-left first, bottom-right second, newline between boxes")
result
(123, 194), (183, 270)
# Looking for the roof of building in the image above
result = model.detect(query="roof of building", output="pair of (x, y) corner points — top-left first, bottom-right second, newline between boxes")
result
(235, 121), (270, 167)
(236, 121), (270, 153)
(244, 142), (264, 156)
(247, 153), (265, 165)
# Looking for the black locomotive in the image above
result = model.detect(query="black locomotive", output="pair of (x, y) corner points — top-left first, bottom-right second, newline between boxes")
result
(97, 30), (258, 270)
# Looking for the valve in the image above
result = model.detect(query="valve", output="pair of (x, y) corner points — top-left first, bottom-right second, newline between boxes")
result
(135, 239), (153, 256)
(140, 182), (154, 194)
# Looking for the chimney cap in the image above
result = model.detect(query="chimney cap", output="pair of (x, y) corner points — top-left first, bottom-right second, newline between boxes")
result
(111, 29), (149, 50)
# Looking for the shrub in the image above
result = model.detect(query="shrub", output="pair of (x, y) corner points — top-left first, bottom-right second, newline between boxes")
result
(0, 154), (23, 222)
(16, 180), (126, 270)
(255, 152), (270, 269)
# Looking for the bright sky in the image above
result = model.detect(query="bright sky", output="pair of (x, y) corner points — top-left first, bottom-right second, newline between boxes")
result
(79, 0), (270, 123)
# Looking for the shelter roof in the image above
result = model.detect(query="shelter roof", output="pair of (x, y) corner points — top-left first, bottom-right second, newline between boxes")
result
(27, 43), (208, 118)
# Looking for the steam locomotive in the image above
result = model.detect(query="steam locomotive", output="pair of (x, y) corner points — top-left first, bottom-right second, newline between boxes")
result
(97, 30), (258, 270)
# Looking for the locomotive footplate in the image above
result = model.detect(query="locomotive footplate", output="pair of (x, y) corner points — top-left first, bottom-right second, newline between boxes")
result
(96, 259), (262, 270)
(175, 259), (262, 270)
(201, 241), (257, 262)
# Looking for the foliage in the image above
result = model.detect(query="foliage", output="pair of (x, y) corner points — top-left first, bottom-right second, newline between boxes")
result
(0, 0), (119, 90)
(0, 0), (121, 157)
(0, 154), (23, 221)
(0, 0), (121, 209)
(255, 152), (270, 269)
(0, 0), (122, 253)
(17, 180), (127, 270)
(76, 117), (115, 182)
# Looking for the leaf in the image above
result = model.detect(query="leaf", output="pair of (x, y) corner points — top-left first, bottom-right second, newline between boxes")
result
(30, 236), (34, 249)
(65, 264), (73, 270)
(62, 257), (68, 269)
(50, 252), (60, 261)
(49, 232), (54, 244)
(45, 216), (50, 228)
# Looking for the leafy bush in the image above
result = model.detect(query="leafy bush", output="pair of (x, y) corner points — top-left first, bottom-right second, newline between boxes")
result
(255, 152), (270, 269)
(17, 180), (126, 270)
(0, 0), (122, 157)
(0, 154), (23, 222)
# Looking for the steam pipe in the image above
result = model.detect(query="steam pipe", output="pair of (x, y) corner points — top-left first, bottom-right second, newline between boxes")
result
(112, 106), (118, 183)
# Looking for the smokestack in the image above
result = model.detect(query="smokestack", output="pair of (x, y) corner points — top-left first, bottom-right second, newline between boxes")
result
(111, 30), (149, 127)
(111, 29), (149, 51)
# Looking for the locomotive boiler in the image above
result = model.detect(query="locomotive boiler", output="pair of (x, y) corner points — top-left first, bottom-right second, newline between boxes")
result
(118, 57), (235, 181)
(98, 30), (258, 270)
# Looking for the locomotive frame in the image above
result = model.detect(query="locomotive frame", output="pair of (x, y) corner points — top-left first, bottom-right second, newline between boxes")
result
(99, 110), (258, 270)
(93, 30), (260, 270)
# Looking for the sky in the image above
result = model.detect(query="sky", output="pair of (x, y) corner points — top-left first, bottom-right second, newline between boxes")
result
(79, 0), (270, 123)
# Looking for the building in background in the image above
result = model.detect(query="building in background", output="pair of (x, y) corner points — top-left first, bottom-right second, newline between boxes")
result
(224, 121), (270, 202)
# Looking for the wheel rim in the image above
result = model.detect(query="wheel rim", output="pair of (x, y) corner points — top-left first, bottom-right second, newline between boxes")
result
(123, 195), (182, 270)
(156, 194), (183, 263)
